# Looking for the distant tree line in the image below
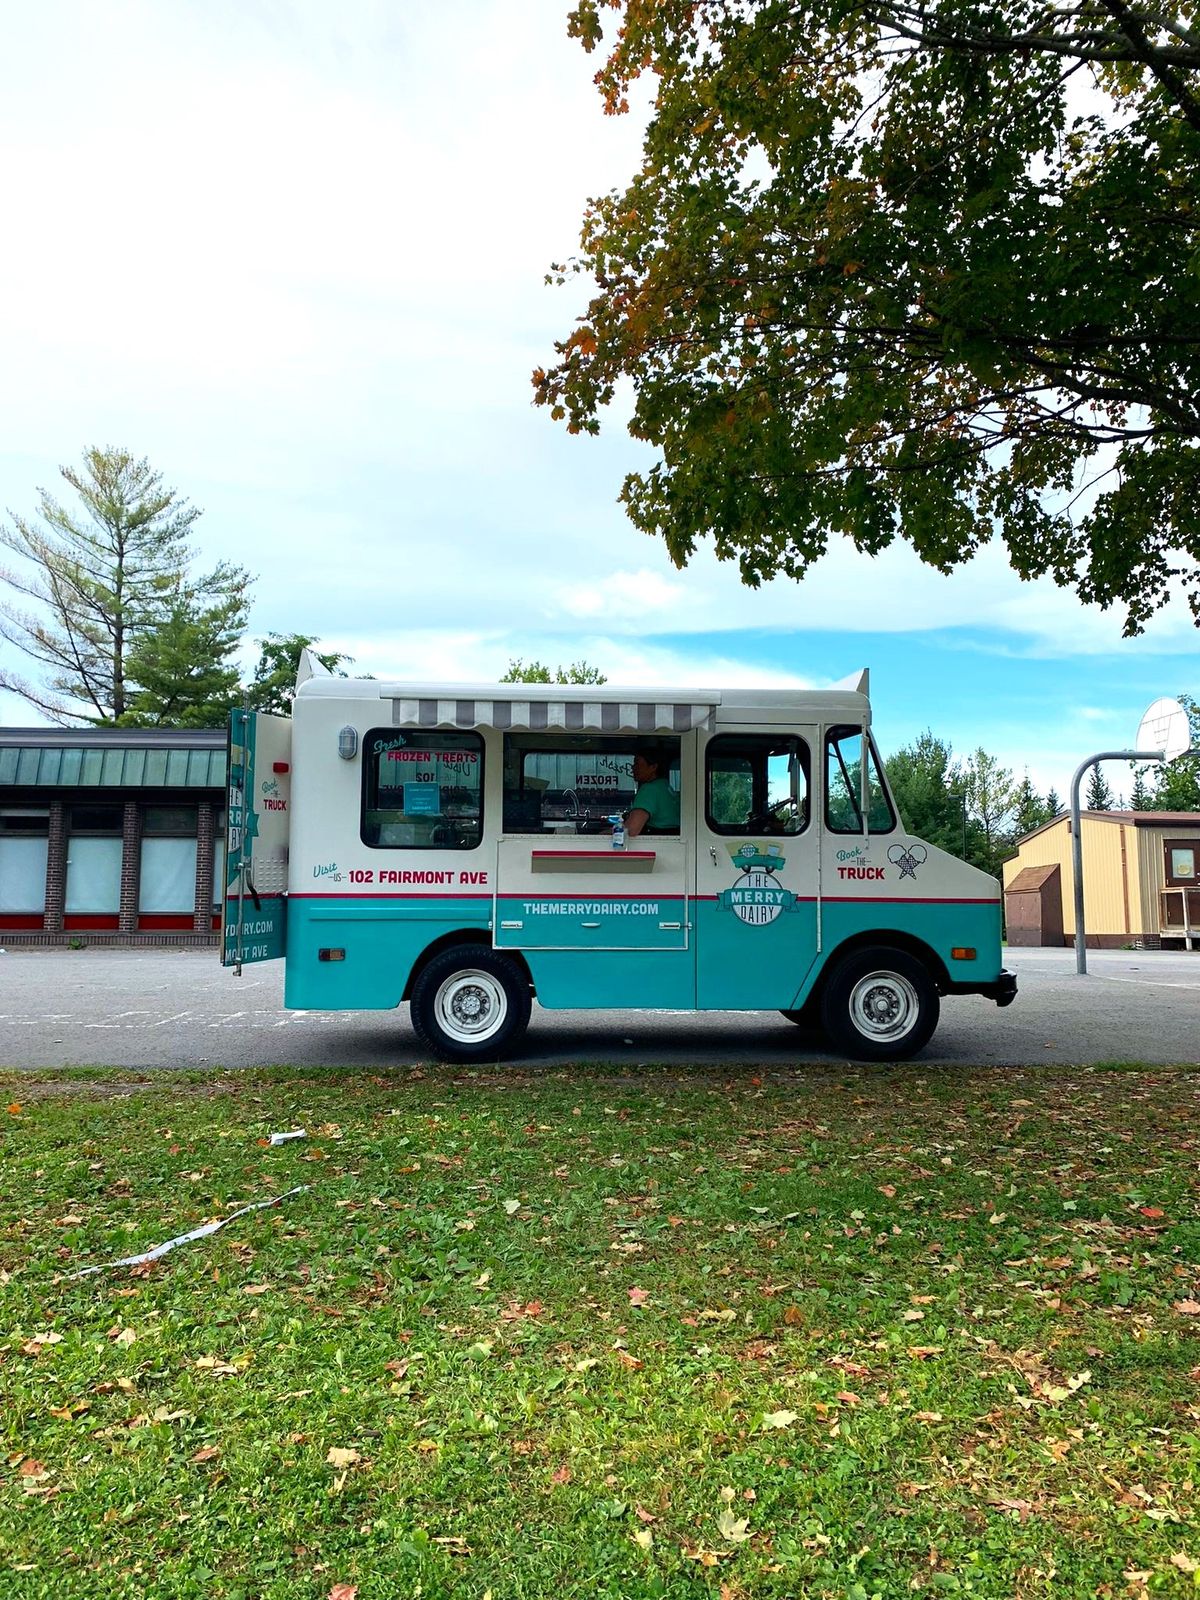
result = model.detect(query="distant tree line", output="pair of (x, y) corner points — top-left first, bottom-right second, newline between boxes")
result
(886, 714), (1199, 880)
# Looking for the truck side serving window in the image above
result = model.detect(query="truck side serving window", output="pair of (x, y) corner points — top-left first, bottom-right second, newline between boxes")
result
(824, 726), (895, 834)
(705, 734), (809, 835)
(361, 729), (483, 850)
(501, 734), (681, 834)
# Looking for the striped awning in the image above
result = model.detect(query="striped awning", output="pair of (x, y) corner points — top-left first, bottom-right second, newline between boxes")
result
(388, 698), (715, 733)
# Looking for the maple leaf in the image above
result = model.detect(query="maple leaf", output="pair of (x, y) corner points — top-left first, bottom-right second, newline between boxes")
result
(329, 1585), (358, 1600)
(716, 1507), (751, 1543)
(627, 1286), (650, 1307)
(762, 1409), (798, 1430)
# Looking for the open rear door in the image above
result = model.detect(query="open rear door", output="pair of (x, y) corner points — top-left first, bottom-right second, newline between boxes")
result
(223, 708), (292, 971)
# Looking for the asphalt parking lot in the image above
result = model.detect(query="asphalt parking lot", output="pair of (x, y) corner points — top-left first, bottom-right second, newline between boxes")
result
(0, 944), (1196, 1070)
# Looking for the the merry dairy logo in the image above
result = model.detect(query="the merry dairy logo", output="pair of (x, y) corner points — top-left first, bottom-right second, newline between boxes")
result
(718, 842), (799, 927)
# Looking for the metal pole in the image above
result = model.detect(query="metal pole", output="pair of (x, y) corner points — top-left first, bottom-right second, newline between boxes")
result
(1070, 749), (1164, 974)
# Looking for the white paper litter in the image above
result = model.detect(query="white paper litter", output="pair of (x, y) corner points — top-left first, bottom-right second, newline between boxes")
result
(65, 1185), (309, 1279)
(267, 1129), (307, 1145)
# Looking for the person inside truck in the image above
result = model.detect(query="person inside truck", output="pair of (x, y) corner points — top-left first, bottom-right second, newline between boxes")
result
(625, 747), (681, 836)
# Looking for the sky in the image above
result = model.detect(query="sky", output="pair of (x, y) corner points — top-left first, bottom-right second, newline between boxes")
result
(0, 0), (1195, 801)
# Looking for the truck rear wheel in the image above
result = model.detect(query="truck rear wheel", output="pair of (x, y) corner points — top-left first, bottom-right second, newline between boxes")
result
(410, 946), (532, 1063)
(820, 946), (939, 1062)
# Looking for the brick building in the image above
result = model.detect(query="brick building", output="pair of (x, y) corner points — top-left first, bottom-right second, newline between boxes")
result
(0, 727), (226, 946)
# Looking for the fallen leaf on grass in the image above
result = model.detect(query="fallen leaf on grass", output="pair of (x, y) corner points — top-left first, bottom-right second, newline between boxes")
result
(835, 1391), (861, 1406)
(1170, 1552), (1199, 1575)
(913, 1411), (943, 1424)
(901, 1310), (925, 1323)
(328, 1585), (358, 1600)
(627, 1287), (650, 1307)
(878, 1185), (896, 1198)
(326, 1447), (361, 1470)
(632, 1527), (653, 1550)
(194, 1355), (248, 1377)
(716, 1508), (751, 1543)
(7, 1103), (22, 1116)
(191, 1446), (221, 1464)
(19, 1460), (48, 1480)
(1173, 1300), (1200, 1317)
(908, 1346), (944, 1360)
(502, 1199), (522, 1215)
(21, 1332), (63, 1356)
(762, 1410), (798, 1430)
(108, 1327), (136, 1347)
(614, 1349), (643, 1371)
(551, 1464), (572, 1485)
(242, 1283), (272, 1296)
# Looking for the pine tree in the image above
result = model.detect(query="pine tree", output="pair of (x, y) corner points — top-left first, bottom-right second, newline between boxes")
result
(1044, 788), (1063, 817)
(0, 447), (251, 724)
(1085, 766), (1116, 811)
(1129, 765), (1154, 811)
(1012, 772), (1051, 837)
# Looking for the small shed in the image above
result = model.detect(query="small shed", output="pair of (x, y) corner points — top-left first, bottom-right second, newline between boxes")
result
(1003, 811), (1200, 949)
(1004, 863), (1064, 947)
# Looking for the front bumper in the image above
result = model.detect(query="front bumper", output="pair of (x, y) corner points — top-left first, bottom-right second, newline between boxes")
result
(945, 968), (1018, 1007)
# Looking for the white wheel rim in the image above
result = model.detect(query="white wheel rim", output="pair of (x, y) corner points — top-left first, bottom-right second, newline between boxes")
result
(848, 970), (920, 1042)
(433, 968), (508, 1044)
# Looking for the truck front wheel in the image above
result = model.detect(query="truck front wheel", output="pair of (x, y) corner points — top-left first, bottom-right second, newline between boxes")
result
(820, 946), (939, 1062)
(410, 946), (532, 1063)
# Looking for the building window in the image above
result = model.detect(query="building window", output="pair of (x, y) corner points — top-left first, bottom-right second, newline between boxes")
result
(213, 807), (227, 911)
(1164, 840), (1197, 887)
(705, 735), (809, 836)
(362, 730), (483, 850)
(825, 726), (895, 834)
(139, 805), (199, 914)
(0, 810), (49, 914)
(65, 804), (123, 914)
(502, 735), (681, 834)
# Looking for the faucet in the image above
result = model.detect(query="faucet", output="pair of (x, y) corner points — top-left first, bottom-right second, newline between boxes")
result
(564, 789), (581, 819)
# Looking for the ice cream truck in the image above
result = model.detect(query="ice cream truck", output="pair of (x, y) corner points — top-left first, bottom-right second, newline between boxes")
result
(223, 656), (1016, 1061)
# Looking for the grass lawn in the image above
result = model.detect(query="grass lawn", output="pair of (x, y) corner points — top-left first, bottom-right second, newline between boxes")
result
(2, 1061), (1199, 1600)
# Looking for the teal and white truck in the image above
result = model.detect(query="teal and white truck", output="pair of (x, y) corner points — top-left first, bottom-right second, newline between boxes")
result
(223, 656), (1015, 1060)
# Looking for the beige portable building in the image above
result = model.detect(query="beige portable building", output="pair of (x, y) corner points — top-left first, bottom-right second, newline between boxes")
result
(1002, 812), (1200, 949)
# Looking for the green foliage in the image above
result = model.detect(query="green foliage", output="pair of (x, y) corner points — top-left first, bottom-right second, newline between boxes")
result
(961, 747), (1018, 876)
(1086, 765), (1117, 811)
(1012, 772), (1055, 838)
(539, 2), (1200, 632)
(2, 1063), (1198, 1597)
(500, 658), (608, 684)
(884, 731), (966, 855)
(0, 447), (252, 725)
(246, 632), (354, 717)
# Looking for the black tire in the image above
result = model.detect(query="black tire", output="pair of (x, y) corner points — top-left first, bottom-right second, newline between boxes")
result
(819, 946), (940, 1062)
(779, 998), (821, 1029)
(409, 945), (532, 1063)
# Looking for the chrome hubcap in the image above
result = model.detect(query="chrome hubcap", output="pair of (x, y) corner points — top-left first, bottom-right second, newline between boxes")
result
(849, 971), (919, 1041)
(434, 969), (507, 1043)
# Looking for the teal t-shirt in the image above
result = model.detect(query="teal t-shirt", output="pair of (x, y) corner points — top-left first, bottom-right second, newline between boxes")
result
(631, 776), (680, 832)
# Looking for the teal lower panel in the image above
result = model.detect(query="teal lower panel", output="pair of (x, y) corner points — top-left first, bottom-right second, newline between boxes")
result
(694, 901), (818, 1010)
(527, 949), (695, 1011)
(284, 897), (491, 1009)
(794, 899), (1004, 1004)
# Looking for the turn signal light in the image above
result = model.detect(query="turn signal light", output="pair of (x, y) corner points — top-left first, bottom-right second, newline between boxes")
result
(950, 947), (976, 961)
(318, 948), (346, 962)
